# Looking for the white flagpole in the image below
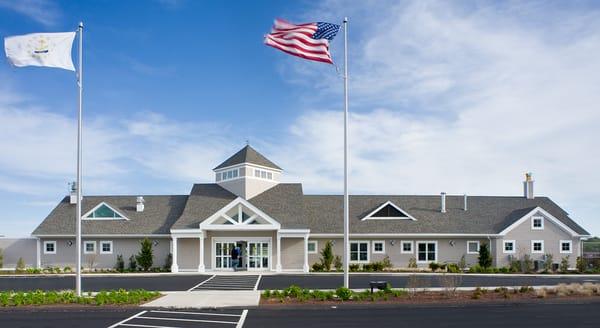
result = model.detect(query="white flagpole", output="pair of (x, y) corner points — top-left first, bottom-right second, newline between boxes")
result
(75, 21), (83, 297)
(342, 17), (350, 289)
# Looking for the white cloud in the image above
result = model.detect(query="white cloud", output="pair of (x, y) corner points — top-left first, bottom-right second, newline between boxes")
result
(273, 1), (600, 234)
(0, 0), (61, 27)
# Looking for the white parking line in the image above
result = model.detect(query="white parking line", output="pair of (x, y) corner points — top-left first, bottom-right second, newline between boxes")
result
(139, 316), (237, 325)
(236, 310), (248, 328)
(254, 275), (262, 291)
(187, 275), (216, 291)
(150, 310), (242, 317)
(107, 311), (147, 328)
(120, 324), (179, 328)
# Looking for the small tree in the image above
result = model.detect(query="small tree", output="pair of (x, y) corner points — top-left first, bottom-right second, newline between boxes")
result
(543, 254), (553, 272)
(320, 241), (334, 271)
(408, 257), (417, 268)
(478, 244), (492, 268)
(164, 253), (173, 270)
(333, 255), (342, 271)
(136, 238), (154, 271)
(115, 255), (125, 272)
(521, 254), (533, 273)
(559, 256), (570, 273)
(128, 255), (137, 271)
(16, 257), (26, 271)
(458, 254), (467, 270)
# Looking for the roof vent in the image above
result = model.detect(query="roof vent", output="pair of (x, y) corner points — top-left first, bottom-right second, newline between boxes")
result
(69, 182), (77, 204)
(136, 196), (145, 212)
(523, 172), (534, 199)
(463, 194), (468, 211)
(441, 192), (446, 213)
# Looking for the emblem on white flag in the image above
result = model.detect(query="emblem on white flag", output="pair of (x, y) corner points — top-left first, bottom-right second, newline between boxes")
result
(4, 32), (76, 71)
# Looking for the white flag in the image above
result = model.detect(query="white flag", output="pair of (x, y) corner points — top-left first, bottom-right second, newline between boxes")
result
(4, 32), (76, 71)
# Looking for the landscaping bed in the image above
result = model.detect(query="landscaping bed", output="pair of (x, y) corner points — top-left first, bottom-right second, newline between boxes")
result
(0, 289), (160, 307)
(261, 283), (600, 306)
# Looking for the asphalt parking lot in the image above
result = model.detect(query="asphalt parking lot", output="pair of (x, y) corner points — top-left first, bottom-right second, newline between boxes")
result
(1, 301), (599, 328)
(0, 273), (598, 292)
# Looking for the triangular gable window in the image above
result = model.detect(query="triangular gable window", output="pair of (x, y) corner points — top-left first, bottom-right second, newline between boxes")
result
(372, 204), (407, 218)
(84, 203), (127, 220)
(362, 201), (416, 221)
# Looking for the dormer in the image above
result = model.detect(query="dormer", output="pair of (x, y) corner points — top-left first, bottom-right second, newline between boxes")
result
(214, 145), (282, 199)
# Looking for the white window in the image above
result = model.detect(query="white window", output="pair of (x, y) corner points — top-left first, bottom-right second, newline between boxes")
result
(100, 241), (113, 254)
(267, 172), (273, 180)
(254, 169), (260, 177)
(417, 241), (437, 263)
(503, 240), (516, 254)
(401, 241), (413, 254)
(350, 241), (369, 263)
(372, 241), (385, 254)
(84, 241), (96, 254)
(216, 172), (222, 181)
(531, 216), (544, 230)
(531, 240), (544, 253)
(44, 241), (56, 254)
(467, 241), (480, 254)
(254, 169), (273, 180)
(560, 240), (572, 254)
(307, 241), (317, 254)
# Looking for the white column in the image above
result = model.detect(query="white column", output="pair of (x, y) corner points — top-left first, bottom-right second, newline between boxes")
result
(36, 238), (41, 269)
(303, 235), (309, 273)
(171, 236), (179, 273)
(276, 234), (282, 272)
(198, 234), (205, 272)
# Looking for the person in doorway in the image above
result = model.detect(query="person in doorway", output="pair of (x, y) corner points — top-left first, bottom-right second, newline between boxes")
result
(231, 246), (239, 270)
(235, 245), (242, 268)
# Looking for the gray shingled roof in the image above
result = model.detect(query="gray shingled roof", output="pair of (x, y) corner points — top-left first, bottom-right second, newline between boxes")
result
(32, 184), (590, 236)
(32, 195), (188, 235)
(213, 145), (282, 170)
(303, 195), (589, 235)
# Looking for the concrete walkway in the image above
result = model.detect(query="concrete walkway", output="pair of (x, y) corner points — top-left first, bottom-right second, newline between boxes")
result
(142, 290), (260, 308)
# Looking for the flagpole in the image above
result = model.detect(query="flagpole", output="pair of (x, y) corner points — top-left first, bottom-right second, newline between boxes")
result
(75, 21), (83, 297)
(342, 17), (349, 289)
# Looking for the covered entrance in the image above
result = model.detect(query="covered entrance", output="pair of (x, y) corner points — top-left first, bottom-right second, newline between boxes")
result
(213, 238), (271, 271)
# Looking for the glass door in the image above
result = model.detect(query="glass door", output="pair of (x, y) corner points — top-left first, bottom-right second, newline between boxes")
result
(248, 242), (269, 269)
(215, 242), (236, 269)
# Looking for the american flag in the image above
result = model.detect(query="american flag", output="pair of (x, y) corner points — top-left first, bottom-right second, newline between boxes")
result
(264, 18), (340, 64)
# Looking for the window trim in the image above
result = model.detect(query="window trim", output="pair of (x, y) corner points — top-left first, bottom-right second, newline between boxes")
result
(559, 240), (572, 254)
(531, 240), (544, 254)
(349, 241), (370, 263)
(416, 241), (438, 263)
(503, 240), (516, 254)
(531, 216), (544, 230)
(307, 240), (318, 254)
(100, 241), (113, 254)
(400, 240), (413, 254)
(43, 241), (57, 255)
(83, 241), (96, 254)
(372, 240), (385, 254)
(467, 241), (480, 254)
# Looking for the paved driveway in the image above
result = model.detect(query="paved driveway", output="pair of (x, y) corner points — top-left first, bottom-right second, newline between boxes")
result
(0, 273), (598, 292)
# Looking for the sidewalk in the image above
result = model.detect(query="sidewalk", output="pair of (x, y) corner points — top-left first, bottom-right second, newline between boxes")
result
(142, 290), (260, 308)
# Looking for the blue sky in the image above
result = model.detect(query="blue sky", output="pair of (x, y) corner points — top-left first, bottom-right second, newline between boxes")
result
(1, 0), (599, 237)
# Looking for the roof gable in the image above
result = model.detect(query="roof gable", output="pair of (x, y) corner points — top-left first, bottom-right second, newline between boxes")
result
(82, 202), (128, 220)
(213, 145), (282, 170)
(199, 197), (281, 230)
(361, 201), (416, 221)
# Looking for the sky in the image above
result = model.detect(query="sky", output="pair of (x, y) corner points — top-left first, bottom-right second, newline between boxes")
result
(0, 0), (599, 237)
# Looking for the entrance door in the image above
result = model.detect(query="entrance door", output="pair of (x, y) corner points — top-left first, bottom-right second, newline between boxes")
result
(248, 242), (269, 269)
(215, 242), (236, 269)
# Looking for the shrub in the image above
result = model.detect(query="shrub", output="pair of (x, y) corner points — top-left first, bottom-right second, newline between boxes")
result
(536, 288), (547, 298)
(335, 287), (353, 301)
(320, 241), (334, 271)
(429, 262), (440, 271)
(478, 244), (492, 268)
(509, 258), (521, 273)
(521, 254), (533, 273)
(16, 257), (25, 272)
(115, 255), (125, 272)
(576, 256), (586, 272)
(560, 256), (570, 273)
(408, 257), (417, 268)
(447, 263), (461, 273)
(311, 262), (324, 272)
(128, 255), (137, 271)
(498, 267), (510, 273)
(283, 285), (303, 298)
(63, 266), (72, 273)
(136, 238), (154, 271)
(382, 256), (392, 269)
(349, 263), (360, 272)
(334, 255), (342, 271)
(164, 253), (172, 271)
(543, 254), (554, 272)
